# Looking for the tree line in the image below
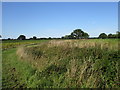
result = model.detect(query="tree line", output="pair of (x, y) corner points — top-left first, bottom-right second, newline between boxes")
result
(1, 29), (120, 40)
(98, 32), (120, 39)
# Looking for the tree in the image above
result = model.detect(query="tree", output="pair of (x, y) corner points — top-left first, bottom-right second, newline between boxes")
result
(108, 34), (113, 38)
(33, 36), (37, 40)
(71, 29), (84, 39)
(8, 38), (11, 40)
(71, 29), (89, 39)
(99, 33), (107, 39)
(48, 37), (52, 39)
(17, 35), (26, 40)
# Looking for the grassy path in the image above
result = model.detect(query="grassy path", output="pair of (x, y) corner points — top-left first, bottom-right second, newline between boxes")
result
(2, 48), (37, 88)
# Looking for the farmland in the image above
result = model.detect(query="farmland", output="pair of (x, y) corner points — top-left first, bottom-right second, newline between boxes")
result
(2, 39), (120, 88)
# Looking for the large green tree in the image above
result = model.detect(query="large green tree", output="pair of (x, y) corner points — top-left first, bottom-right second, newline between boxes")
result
(71, 29), (89, 39)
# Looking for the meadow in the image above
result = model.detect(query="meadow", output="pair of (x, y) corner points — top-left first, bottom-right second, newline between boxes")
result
(2, 39), (120, 88)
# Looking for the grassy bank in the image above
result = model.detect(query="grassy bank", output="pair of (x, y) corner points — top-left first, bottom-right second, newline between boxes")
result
(2, 39), (120, 88)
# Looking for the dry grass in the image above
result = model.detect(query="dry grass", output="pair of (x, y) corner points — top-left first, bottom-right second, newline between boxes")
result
(47, 39), (118, 50)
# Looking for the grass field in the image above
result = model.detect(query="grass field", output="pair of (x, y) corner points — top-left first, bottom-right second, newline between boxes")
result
(2, 40), (48, 50)
(2, 39), (120, 88)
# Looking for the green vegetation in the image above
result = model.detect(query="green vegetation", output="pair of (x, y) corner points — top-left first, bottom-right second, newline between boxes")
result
(2, 39), (120, 88)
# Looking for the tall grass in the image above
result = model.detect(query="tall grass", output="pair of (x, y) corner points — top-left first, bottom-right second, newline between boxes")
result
(15, 39), (119, 88)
